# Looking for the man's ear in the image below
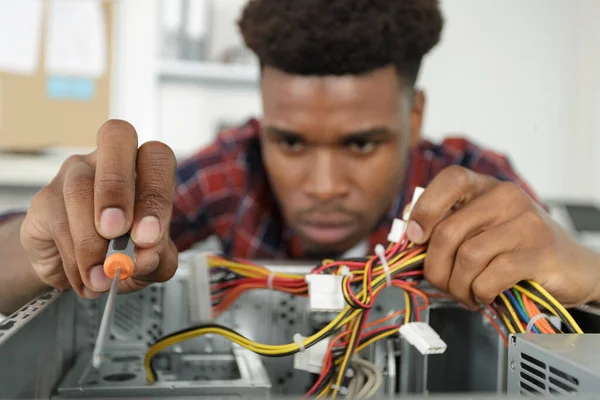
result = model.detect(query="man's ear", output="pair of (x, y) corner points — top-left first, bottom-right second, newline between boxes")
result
(409, 90), (425, 148)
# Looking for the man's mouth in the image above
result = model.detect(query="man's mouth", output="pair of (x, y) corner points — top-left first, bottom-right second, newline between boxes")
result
(297, 220), (358, 245)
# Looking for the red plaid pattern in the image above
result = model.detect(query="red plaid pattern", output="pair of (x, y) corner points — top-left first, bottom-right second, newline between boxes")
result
(170, 119), (540, 259)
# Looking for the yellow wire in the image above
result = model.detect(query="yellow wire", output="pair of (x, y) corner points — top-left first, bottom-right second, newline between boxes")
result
(499, 293), (525, 333)
(331, 317), (362, 399)
(403, 291), (411, 325)
(499, 311), (517, 334)
(526, 280), (583, 334)
(513, 285), (560, 319)
(147, 248), (583, 392)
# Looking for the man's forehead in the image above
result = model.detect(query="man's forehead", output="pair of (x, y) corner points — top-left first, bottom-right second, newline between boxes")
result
(261, 65), (404, 104)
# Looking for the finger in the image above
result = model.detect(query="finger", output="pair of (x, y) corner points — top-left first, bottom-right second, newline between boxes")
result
(94, 119), (139, 239)
(131, 141), (177, 247)
(423, 182), (532, 296)
(448, 208), (551, 308)
(117, 237), (178, 293)
(407, 166), (498, 244)
(27, 184), (100, 299)
(63, 161), (113, 293)
(471, 249), (537, 306)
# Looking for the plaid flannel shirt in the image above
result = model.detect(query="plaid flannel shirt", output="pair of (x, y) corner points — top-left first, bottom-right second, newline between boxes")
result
(170, 119), (539, 259)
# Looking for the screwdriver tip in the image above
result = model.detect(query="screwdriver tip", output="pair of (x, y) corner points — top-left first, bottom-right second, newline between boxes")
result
(92, 354), (103, 369)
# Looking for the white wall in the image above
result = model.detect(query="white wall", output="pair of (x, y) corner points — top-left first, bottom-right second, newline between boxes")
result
(112, 0), (599, 201)
(574, 0), (600, 201)
(418, 0), (581, 200)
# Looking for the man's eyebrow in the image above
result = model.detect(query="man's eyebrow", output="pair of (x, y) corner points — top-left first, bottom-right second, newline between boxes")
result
(340, 127), (394, 142)
(263, 126), (305, 139)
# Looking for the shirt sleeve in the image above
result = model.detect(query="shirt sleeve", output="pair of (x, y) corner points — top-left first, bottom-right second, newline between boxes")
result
(169, 138), (241, 253)
(0, 210), (27, 225)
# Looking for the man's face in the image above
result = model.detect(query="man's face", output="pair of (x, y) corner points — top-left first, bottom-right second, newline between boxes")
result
(260, 65), (424, 255)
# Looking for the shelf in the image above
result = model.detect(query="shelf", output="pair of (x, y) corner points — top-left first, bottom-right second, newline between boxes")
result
(0, 148), (92, 188)
(158, 60), (260, 86)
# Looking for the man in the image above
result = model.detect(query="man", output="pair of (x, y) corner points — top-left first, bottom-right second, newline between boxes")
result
(1, 0), (599, 316)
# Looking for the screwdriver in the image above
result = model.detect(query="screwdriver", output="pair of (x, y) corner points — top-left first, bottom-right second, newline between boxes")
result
(92, 233), (135, 369)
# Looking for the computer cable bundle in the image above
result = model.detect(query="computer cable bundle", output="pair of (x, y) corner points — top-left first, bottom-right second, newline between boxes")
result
(143, 231), (584, 398)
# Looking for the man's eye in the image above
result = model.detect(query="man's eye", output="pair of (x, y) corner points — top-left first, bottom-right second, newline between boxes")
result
(279, 138), (306, 153)
(347, 140), (377, 155)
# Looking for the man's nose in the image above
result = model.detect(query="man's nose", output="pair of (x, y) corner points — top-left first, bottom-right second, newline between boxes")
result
(304, 150), (350, 201)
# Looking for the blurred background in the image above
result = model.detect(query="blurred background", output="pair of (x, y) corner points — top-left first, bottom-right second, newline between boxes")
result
(0, 0), (599, 214)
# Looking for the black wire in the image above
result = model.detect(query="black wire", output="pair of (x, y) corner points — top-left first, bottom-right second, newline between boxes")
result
(148, 309), (352, 381)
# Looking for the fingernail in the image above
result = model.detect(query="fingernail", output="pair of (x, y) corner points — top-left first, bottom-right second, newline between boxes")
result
(99, 208), (127, 237)
(83, 287), (102, 299)
(407, 220), (424, 243)
(134, 216), (161, 245)
(89, 264), (112, 291)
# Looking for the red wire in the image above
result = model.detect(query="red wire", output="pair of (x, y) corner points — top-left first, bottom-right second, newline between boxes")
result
(411, 292), (420, 321)
(479, 307), (508, 346)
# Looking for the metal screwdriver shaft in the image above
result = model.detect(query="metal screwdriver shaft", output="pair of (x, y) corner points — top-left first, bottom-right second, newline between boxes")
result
(92, 267), (120, 368)
(91, 233), (136, 369)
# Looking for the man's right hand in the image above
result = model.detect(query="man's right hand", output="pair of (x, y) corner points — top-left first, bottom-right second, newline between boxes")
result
(20, 120), (179, 299)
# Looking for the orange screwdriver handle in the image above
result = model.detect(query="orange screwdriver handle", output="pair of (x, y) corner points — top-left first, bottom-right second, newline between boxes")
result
(103, 234), (135, 280)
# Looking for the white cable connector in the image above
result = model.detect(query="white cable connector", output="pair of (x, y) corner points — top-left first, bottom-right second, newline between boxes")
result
(402, 186), (425, 221)
(267, 272), (275, 290)
(399, 322), (447, 355)
(305, 274), (346, 311)
(374, 244), (392, 287)
(293, 336), (331, 374)
(387, 218), (407, 243)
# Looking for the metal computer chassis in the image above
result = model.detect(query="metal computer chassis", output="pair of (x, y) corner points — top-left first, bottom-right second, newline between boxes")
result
(507, 333), (600, 396)
(2, 250), (600, 398)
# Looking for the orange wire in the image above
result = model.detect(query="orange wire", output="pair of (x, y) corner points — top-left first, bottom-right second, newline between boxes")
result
(522, 294), (554, 334)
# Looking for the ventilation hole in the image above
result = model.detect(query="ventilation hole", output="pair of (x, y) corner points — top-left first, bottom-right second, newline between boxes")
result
(0, 320), (15, 330)
(255, 304), (262, 310)
(549, 366), (579, 386)
(287, 372), (293, 379)
(521, 362), (545, 379)
(137, 335), (143, 340)
(549, 387), (561, 394)
(520, 381), (543, 395)
(375, 305), (383, 313)
(150, 297), (157, 303)
(276, 377), (285, 385)
(288, 319), (295, 326)
(86, 380), (99, 385)
(549, 377), (577, 393)
(104, 373), (136, 382)
(280, 300), (287, 307)
(138, 294), (144, 299)
(289, 306), (296, 313)
(39, 293), (52, 300)
(280, 313), (287, 319)
(521, 353), (546, 369)
(151, 286), (157, 292)
(520, 371), (546, 391)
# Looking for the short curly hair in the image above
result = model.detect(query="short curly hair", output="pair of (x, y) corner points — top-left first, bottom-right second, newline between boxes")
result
(238, 0), (443, 86)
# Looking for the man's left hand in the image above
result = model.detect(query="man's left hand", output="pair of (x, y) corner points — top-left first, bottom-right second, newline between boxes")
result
(406, 165), (600, 309)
